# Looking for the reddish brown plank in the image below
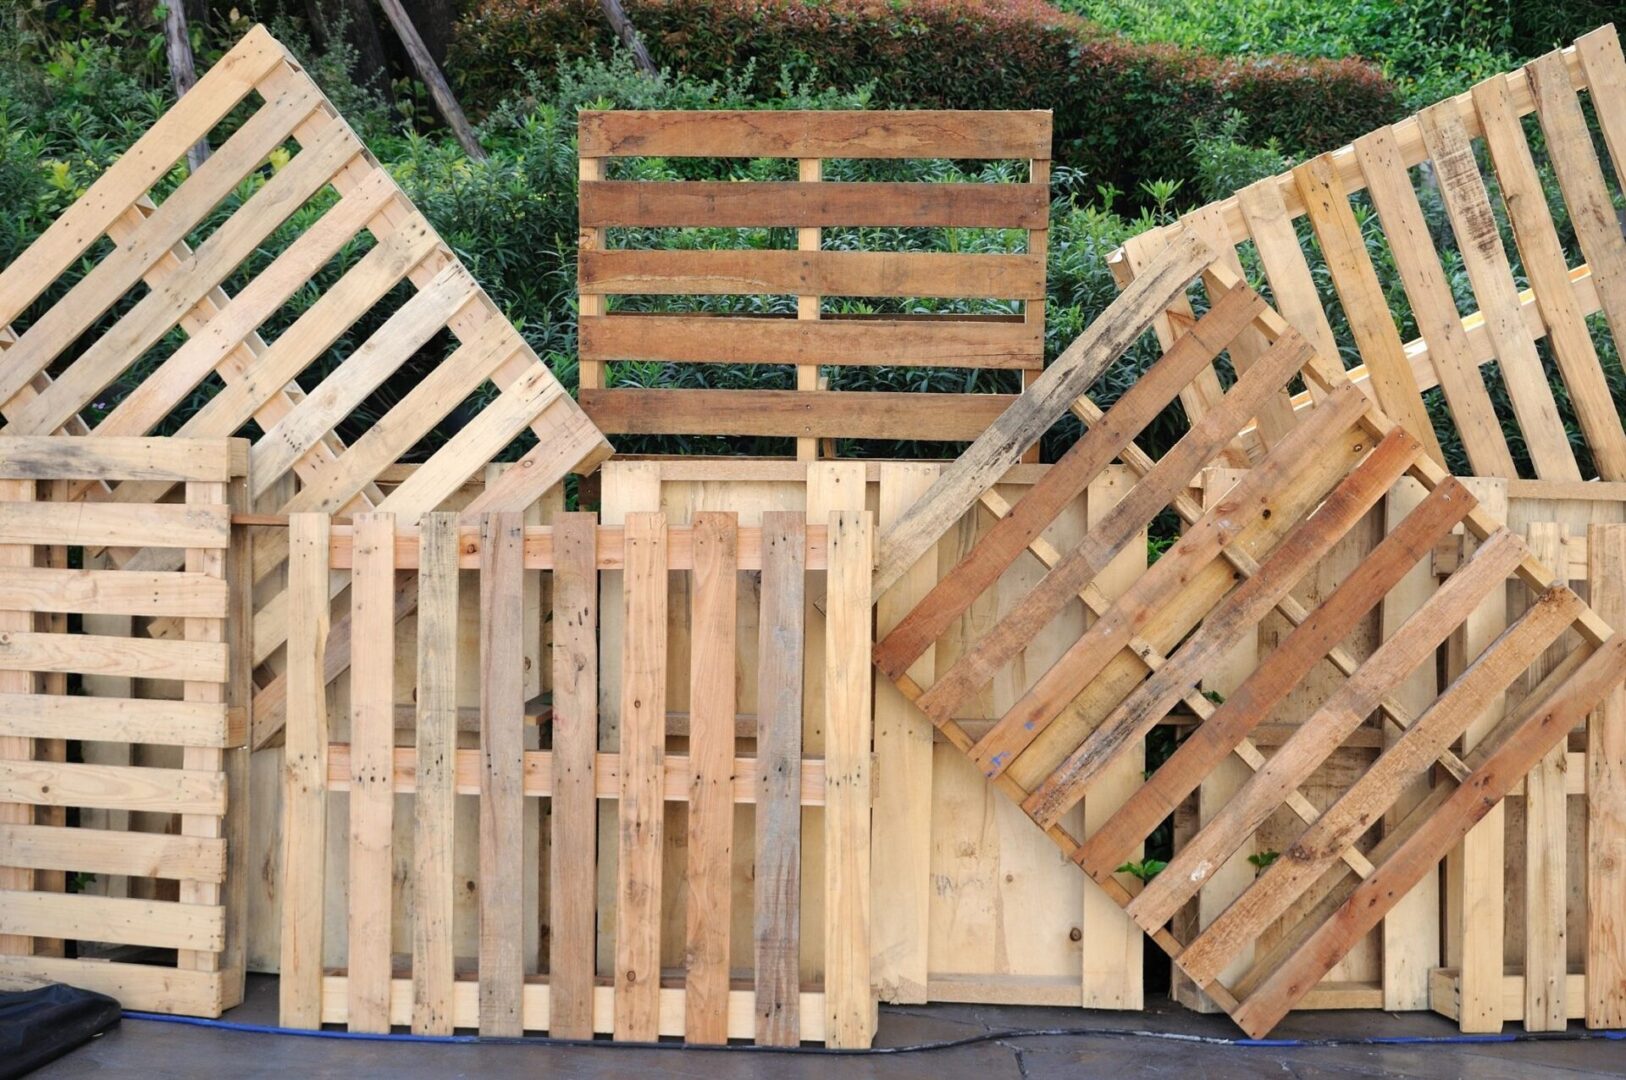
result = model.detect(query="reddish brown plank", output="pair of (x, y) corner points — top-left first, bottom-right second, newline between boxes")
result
(580, 388), (1015, 441)
(579, 110), (1052, 159)
(580, 313), (1042, 368)
(580, 180), (1049, 228)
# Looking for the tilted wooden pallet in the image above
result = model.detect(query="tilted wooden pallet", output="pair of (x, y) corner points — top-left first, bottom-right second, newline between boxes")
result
(0, 25), (611, 750)
(280, 509), (875, 1045)
(0, 437), (250, 1014)
(1113, 24), (1626, 483)
(870, 230), (1626, 1036)
(577, 108), (1050, 458)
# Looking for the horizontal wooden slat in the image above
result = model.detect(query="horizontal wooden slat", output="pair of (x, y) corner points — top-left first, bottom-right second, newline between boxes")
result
(0, 567), (228, 617)
(0, 693), (234, 747)
(0, 955), (225, 1015)
(580, 388), (1014, 441)
(317, 974), (828, 1042)
(579, 109), (1052, 159)
(580, 181), (1049, 228)
(316, 522), (829, 570)
(0, 437), (247, 481)
(323, 745), (828, 804)
(0, 631), (227, 682)
(580, 313), (1042, 368)
(0, 502), (230, 548)
(0, 889), (224, 952)
(0, 823), (226, 881)
(0, 759), (225, 815)
(580, 250), (1045, 299)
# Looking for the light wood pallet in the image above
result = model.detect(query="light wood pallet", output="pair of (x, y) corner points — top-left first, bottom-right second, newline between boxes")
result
(0, 436), (250, 1015)
(279, 510), (876, 1045)
(0, 24), (611, 755)
(870, 230), (1625, 1037)
(577, 108), (1050, 459)
(1112, 24), (1626, 484)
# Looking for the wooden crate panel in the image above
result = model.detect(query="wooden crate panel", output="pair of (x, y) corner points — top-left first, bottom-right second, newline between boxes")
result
(577, 108), (1051, 456)
(279, 510), (876, 1046)
(0, 436), (248, 1016)
(872, 231), (1625, 1036)
(1113, 25), (1626, 483)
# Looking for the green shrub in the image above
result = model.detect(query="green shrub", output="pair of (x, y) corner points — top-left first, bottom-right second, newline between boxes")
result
(450, 0), (1403, 202)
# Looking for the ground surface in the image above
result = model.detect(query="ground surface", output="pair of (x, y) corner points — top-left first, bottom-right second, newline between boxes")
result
(36, 974), (1626, 1078)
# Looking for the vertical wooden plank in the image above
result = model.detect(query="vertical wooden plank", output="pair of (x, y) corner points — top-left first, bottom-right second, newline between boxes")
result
(1020, 157), (1050, 464)
(577, 155), (605, 394)
(755, 511), (806, 1045)
(685, 511), (738, 1044)
(870, 463), (938, 1004)
(32, 486), (67, 958)
(1448, 478), (1510, 1032)
(411, 513), (459, 1035)
(1080, 470), (1145, 1010)
(1522, 522), (1569, 1031)
(0, 477), (32, 957)
(1293, 152), (1444, 466)
(797, 158), (821, 462)
(1378, 479), (1441, 1011)
(279, 512), (330, 1027)
(549, 512), (598, 1039)
(1235, 176), (1340, 368)
(615, 511), (667, 1041)
(346, 511), (396, 1033)
(479, 511), (526, 1036)
(801, 462), (865, 984)
(1587, 522), (1626, 1029)
(594, 462), (660, 980)
(1416, 101), (1578, 482)
(179, 480), (229, 978)
(824, 509), (874, 1048)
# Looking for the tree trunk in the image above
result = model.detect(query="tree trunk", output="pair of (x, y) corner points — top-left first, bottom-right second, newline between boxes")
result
(401, 0), (457, 67)
(376, 0), (488, 160)
(162, 0), (210, 170)
(599, 0), (657, 75)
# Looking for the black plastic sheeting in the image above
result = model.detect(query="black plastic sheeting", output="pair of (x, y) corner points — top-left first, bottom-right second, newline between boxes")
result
(0, 983), (121, 1078)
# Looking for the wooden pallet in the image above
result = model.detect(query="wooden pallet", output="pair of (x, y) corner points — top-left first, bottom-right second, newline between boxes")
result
(1113, 23), (1626, 483)
(0, 25), (612, 748)
(577, 108), (1050, 458)
(0, 436), (250, 1015)
(280, 510), (875, 1045)
(870, 231), (1625, 1037)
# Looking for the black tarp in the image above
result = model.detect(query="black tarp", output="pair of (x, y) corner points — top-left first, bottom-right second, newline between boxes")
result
(0, 983), (121, 1078)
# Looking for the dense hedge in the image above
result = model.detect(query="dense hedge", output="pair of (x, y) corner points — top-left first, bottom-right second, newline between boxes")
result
(450, 0), (1403, 200)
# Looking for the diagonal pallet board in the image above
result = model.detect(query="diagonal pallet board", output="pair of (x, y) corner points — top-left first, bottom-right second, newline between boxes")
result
(870, 228), (1626, 1037)
(0, 25), (612, 746)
